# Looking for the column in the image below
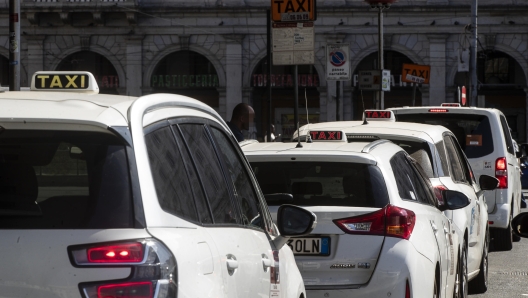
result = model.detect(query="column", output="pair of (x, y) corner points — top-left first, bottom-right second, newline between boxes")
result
(343, 85), (353, 120)
(225, 36), (244, 121)
(525, 88), (528, 142)
(420, 86), (430, 106)
(427, 34), (449, 106)
(125, 35), (144, 97)
(318, 87), (328, 122)
(26, 35), (45, 84)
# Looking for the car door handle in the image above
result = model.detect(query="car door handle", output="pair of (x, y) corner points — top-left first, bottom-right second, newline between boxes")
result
(226, 259), (239, 270)
(262, 258), (272, 268)
(443, 226), (450, 234)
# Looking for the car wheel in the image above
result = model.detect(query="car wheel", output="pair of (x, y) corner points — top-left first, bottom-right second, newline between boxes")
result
(469, 228), (489, 294)
(457, 241), (469, 298)
(492, 214), (513, 251)
(434, 273), (439, 298)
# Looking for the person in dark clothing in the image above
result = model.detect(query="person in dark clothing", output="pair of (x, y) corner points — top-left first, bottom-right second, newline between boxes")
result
(226, 103), (255, 142)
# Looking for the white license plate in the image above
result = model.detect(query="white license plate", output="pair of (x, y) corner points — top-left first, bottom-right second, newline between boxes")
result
(287, 237), (330, 255)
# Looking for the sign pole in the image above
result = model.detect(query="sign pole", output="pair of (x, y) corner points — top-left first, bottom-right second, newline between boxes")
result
(9, 0), (20, 91)
(470, 0), (478, 107)
(412, 83), (417, 106)
(378, 6), (384, 109)
(267, 9), (272, 143)
(336, 80), (340, 121)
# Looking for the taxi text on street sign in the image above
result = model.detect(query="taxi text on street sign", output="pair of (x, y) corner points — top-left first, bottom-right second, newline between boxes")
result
(326, 44), (351, 81)
(358, 70), (391, 91)
(401, 63), (430, 84)
(271, 0), (316, 22)
(272, 22), (314, 65)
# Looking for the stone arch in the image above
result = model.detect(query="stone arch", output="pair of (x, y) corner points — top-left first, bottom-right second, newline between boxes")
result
(144, 45), (226, 89)
(49, 45), (126, 91)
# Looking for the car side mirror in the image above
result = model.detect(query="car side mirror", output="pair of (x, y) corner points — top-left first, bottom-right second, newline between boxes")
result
(479, 174), (499, 191)
(438, 190), (470, 212)
(512, 213), (528, 238)
(273, 205), (317, 249)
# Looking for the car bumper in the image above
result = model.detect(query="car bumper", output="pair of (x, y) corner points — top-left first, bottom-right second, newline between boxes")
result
(488, 203), (510, 229)
(305, 238), (435, 298)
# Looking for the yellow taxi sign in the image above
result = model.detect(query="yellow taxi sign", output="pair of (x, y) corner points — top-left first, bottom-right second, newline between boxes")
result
(271, 0), (316, 22)
(30, 71), (99, 94)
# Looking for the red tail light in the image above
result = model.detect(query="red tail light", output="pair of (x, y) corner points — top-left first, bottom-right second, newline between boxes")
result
(433, 185), (448, 206)
(429, 109), (449, 113)
(333, 205), (416, 240)
(88, 243), (144, 263)
(405, 280), (411, 298)
(98, 281), (153, 298)
(495, 157), (508, 189)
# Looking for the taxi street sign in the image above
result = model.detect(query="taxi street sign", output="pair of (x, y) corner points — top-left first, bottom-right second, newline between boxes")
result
(326, 44), (351, 81)
(30, 71), (99, 93)
(402, 63), (430, 84)
(272, 0), (316, 22)
(358, 70), (390, 91)
(272, 22), (314, 65)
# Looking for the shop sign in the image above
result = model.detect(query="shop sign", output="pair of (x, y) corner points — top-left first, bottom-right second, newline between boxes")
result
(358, 70), (390, 91)
(151, 74), (219, 88)
(252, 74), (319, 87)
(94, 75), (119, 88)
(326, 44), (351, 81)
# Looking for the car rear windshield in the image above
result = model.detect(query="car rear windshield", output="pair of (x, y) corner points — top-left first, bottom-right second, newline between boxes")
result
(396, 113), (494, 158)
(0, 130), (134, 229)
(250, 162), (389, 207)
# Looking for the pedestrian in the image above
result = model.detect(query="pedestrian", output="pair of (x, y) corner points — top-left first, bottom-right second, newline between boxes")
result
(226, 103), (255, 142)
(264, 124), (281, 142)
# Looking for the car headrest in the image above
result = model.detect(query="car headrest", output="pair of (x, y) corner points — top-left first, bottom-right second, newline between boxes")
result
(342, 174), (365, 196)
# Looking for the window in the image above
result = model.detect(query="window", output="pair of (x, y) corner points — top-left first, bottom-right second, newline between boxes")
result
(251, 161), (389, 208)
(435, 141), (450, 177)
(500, 115), (515, 154)
(448, 135), (474, 185)
(210, 127), (263, 229)
(0, 130), (134, 229)
(179, 124), (237, 224)
(145, 126), (199, 223)
(444, 136), (467, 184)
(390, 152), (433, 205)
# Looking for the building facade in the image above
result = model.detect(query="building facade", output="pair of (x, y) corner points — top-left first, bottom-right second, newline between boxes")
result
(3, 0), (528, 141)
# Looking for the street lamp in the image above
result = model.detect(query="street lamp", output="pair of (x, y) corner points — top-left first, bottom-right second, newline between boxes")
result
(364, 0), (396, 109)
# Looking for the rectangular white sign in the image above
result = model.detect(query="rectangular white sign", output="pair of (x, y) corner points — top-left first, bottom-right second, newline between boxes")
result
(272, 22), (314, 65)
(326, 44), (351, 81)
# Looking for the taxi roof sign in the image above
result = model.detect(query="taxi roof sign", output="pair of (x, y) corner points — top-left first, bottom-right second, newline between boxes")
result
(441, 103), (461, 107)
(309, 130), (346, 142)
(30, 71), (99, 94)
(363, 110), (395, 122)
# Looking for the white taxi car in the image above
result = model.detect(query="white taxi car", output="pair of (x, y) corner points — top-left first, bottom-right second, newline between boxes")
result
(242, 133), (471, 298)
(0, 71), (314, 298)
(388, 104), (522, 251)
(292, 111), (498, 295)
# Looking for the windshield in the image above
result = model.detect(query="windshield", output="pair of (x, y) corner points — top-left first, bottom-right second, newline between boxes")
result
(396, 113), (494, 158)
(251, 162), (389, 207)
(0, 130), (134, 229)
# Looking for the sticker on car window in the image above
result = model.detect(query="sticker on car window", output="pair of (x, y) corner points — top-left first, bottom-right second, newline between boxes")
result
(466, 135), (482, 146)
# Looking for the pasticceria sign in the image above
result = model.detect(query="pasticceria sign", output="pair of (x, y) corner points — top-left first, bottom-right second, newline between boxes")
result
(152, 74), (219, 88)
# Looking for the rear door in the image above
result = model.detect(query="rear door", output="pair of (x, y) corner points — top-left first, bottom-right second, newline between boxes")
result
(177, 120), (273, 298)
(499, 114), (521, 214)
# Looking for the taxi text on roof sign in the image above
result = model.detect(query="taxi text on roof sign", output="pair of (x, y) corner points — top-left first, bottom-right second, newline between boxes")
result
(271, 0), (316, 22)
(363, 110), (395, 122)
(30, 71), (99, 94)
(309, 131), (346, 142)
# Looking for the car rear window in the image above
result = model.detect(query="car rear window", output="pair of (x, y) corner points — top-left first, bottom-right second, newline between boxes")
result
(396, 113), (494, 158)
(250, 162), (389, 207)
(0, 130), (134, 229)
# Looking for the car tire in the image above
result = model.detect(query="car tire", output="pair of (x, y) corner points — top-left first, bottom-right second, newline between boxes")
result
(455, 241), (469, 298)
(469, 228), (489, 294)
(434, 273), (439, 298)
(492, 214), (513, 251)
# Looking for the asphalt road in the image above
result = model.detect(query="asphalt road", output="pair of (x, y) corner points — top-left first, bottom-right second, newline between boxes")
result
(471, 208), (528, 298)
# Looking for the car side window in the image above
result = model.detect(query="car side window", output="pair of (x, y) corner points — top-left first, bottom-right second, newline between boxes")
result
(390, 151), (433, 205)
(435, 141), (450, 177)
(145, 126), (199, 223)
(500, 115), (515, 155)
(449, 135), (474, 185)
(179, 124), (239, 224)
(209, 127), (264, 230)
(443, 135), (467, 183)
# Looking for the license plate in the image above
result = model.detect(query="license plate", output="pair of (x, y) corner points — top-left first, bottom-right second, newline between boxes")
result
(287, 237), (330, 256)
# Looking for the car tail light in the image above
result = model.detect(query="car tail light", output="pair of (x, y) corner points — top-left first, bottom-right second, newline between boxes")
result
(87, 243), (144, 263)
(429, 109), (449, 113)
(495, 157), (508, 188)
(98, 281), (153, 298)
(433, 185), (448, 206)
(69, 239), (177, 298)
(333, 205), (416, 240)
(405, 280), (411, 298)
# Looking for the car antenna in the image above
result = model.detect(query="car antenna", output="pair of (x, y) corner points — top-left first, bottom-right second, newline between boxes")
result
(361, 89), (368, 125)
(305, 88), (312, 143)
(296, 121), (303, 148)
